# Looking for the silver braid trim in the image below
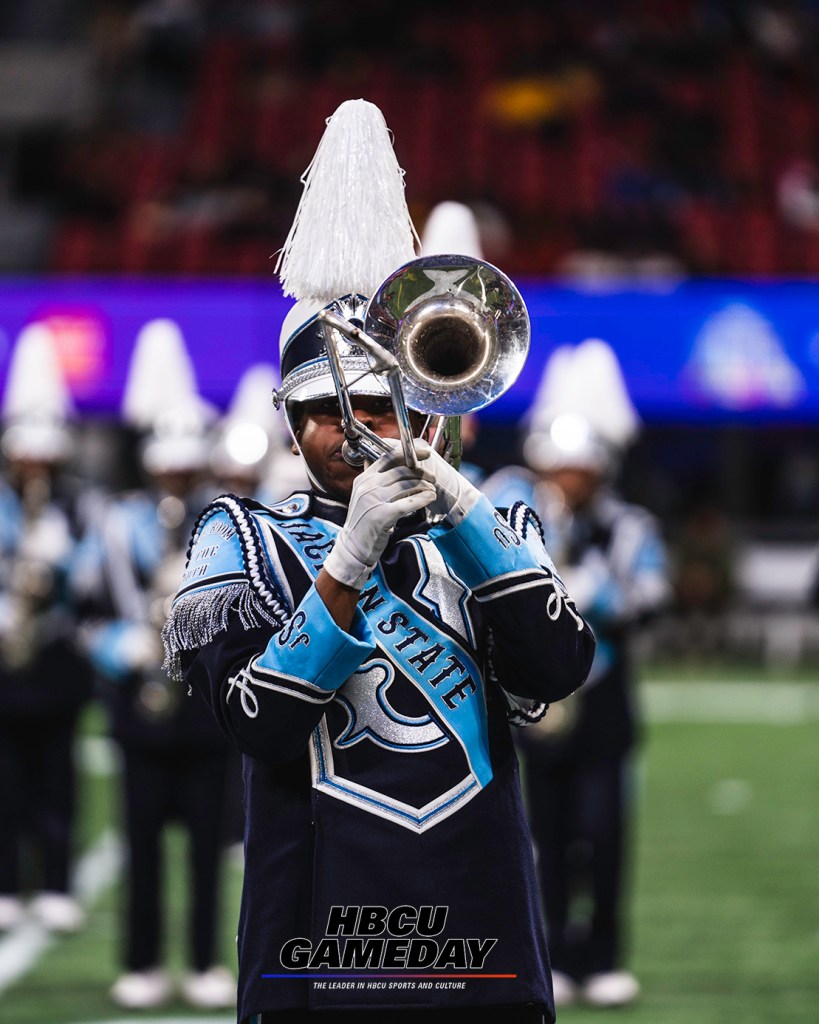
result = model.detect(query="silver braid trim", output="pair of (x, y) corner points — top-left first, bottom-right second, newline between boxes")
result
(161, 495), (290, 680)
(162, 583), (283, 681)
(276, 355), (387, 403)
(506, 696), (549, 727)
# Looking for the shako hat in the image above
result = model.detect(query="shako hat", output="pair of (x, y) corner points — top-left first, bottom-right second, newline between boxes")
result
(122, 318), (217, 476)
(523, 338), (640, 475)
(1, 322), (74, 463)
(211, 362), (282, 479)
(272, 98), (419, 433)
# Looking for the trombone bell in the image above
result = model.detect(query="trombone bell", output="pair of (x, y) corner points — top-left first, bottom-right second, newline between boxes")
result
(315, 254), (530, 469)
(365, 254), (530, 417)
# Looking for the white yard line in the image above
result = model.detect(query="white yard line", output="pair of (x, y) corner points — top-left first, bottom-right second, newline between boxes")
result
(642, 681), (819, 723)
(0, 919), (52, 995)
(0, 828), (121, 995)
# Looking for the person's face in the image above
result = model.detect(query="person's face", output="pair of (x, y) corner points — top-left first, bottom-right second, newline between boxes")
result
(152, 469), (201, 499)
(546, 466), (603, 512)
(8, 457), (57, 489)
(294, 394), (420, 502)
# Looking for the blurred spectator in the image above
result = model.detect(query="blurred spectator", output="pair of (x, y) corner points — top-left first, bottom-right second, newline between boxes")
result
(8, 1), (819, 275)
(556, 204), (687, 283)
(0, 324), (93, 935)
(747, 1), (806, 69)
(209, 0), (301, 41)
(776, 156), (819, 230)
(483, 339), (671, 1009)
(651, 101), (732, 204)
(126, 153), (281, 245)
(111, 0), (206, 135)
(21, 127), (129, 223)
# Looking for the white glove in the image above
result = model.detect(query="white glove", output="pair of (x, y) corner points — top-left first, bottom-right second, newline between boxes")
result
(323, 446), (436, 589)
(413, 439), (482, 525)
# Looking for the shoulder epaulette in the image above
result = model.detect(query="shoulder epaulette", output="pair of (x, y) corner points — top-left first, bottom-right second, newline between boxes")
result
(162, 494), (291, 680)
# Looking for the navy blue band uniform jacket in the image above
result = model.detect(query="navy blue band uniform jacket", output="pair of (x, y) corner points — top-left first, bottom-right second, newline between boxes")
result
(484, 469), (671, 762)
(164, 488), (595, 1022)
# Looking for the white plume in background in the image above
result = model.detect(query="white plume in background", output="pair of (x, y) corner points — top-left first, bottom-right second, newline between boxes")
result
(526, 343), (575, 434)
(420, 201), (484, 259)
(213, 363), (282, 474)
(2, 322), (74, 422)
(529, 338), (639, 449)
(121, 318), (200, 430)
(523, 338), (639, 473)
(572, 339), (640, 448)
(1, 322), (75, 461)
(225, 363), (280, 434)
(275, 98), (419, 302)
(122, 317), (218, 475)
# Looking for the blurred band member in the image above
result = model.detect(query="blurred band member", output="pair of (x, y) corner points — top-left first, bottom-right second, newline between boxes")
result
(73, 321), (235, 1011)
(210, 362), (308, 506)
(0, 325), (91, 935)
(484, 340), (671, 1008)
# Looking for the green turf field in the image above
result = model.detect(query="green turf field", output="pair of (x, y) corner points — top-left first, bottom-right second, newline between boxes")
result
(1, 675), (817, 1024)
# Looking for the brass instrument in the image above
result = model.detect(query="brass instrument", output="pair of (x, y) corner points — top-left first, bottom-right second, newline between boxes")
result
(317, 255), (530, 468)
(134, 495), (190, 720)
(0, 473), (63, 672)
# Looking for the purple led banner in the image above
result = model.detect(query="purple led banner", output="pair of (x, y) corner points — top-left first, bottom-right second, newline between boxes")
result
(3, 276), (819, 424)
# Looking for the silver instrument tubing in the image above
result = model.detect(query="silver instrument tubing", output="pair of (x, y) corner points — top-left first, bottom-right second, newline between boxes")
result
(318, 254), (531, 468)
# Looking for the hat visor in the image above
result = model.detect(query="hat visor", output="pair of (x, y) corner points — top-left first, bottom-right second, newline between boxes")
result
(281, 357), (391, 407)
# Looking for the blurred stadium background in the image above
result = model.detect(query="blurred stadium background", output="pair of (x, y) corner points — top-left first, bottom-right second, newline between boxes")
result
(0, 1), (817, 1022)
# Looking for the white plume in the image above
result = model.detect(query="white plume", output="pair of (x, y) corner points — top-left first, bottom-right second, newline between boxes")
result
(2, 322), (73, 422)
(528, 338), (640, 449)
(421, 201), (484, 259)
(225, 363), (280, 433)
(122, 318), (200, 429)
(275, 99), (419, 302)
(527, 344), (574, 434)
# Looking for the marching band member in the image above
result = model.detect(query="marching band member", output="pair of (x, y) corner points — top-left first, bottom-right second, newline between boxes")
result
(210, 362), (309, 506)
(163, 99), (595, 1024)
(484, 339), (671, 1008)
(0, 324), (92, 935)
(73, 320), (235, 1010)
